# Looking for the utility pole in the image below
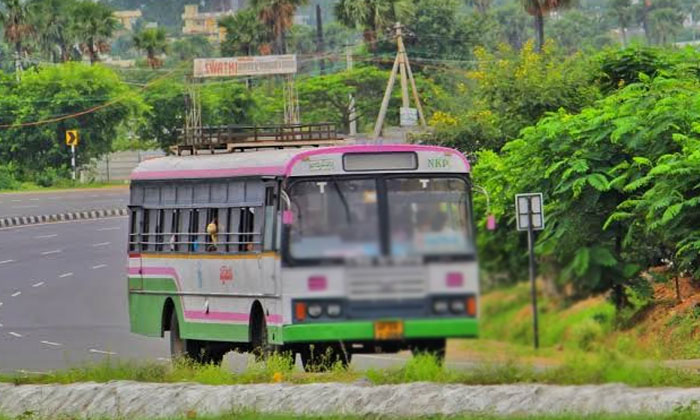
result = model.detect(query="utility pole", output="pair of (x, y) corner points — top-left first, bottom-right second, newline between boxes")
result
(346, 45), (357, 136)
(315, 4), (325, 75)
(372, 22), (426, 140)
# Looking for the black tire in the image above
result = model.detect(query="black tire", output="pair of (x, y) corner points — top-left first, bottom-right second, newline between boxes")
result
(170, 311), (224, 364)
(300, 343), (352, 372)
(250, 308), (271, 361)
(410, 338), (446, 362)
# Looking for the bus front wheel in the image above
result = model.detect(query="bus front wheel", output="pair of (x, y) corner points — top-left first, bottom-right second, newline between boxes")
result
(410, 338), (446, 362)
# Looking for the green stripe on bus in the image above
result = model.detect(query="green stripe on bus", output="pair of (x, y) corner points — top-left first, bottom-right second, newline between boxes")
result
(282, 318), (478, 343)
(128, 276), (282, 344)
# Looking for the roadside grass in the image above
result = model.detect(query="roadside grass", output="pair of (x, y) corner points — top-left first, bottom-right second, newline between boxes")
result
(3, 412), (700, 420)
(3, 351), (700, 388)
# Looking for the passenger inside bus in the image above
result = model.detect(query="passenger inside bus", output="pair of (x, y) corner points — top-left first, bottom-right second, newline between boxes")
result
(207, 218), (218, 252)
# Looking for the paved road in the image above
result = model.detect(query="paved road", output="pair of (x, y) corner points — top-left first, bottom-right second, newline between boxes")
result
(0, 217), (168, 372)
(0, 187), (129, 219)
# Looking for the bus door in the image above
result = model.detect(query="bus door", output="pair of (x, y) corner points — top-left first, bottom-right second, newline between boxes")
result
(261, 184), (278, 295)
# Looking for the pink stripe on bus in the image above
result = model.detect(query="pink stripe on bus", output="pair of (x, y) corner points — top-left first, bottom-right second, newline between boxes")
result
(184, 310), (249, 321)
(131, 165), (285, 180)
(284, 144), (471, 175)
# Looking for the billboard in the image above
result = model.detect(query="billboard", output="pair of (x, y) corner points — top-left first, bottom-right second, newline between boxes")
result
(193, 55), (297, 78)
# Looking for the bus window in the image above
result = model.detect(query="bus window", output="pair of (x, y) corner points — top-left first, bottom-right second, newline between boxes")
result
(155, 209), (165, 252)
(189, 209), (199, 252)
(238, 207), (256, 252)
(141, 209), (150, 252)
(128, 208), (140, 252)
(206, 208), (219, 252)
(169, 209), (180, 252)
(288, 179), (380, 259)
(387, 178), (474, 257)
(263, 186), (275, 251)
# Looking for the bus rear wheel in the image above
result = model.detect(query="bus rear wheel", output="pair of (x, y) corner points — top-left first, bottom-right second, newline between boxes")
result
(170, 311), (225, 365)
(299, 343), (351, 372)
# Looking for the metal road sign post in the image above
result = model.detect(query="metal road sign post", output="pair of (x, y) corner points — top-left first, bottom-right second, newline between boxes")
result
(65, 130), (79, 181)
(515, 193), (545, 349)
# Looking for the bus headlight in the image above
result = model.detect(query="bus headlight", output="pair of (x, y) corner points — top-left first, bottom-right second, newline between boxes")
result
(327, 303), (342, 317)
(450, 299), (466, 314)
(308, 303), (323, 318)
(432, 299), (448, 314)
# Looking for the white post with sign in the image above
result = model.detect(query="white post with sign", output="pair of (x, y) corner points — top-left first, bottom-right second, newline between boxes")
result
(65, 130), (79, 181)
(515, 192), (545, 349)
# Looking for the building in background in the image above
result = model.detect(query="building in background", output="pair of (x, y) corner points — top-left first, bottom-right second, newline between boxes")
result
(182, 4), (234, 42)
(113, 10), (142, 32)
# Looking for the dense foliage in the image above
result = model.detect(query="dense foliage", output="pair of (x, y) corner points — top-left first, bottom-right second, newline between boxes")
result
(471, 46), (700, 306)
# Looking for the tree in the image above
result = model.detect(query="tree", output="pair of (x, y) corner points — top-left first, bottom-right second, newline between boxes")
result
(0, 0), (34, 72)
(465, 0), (491, 14)
(334, 0), (411, 52)
(647, 7), (684, 45)
(171, 36), (213, 61)
(520, 0), (576, 52)
(0, 63), (145, 177)
(609, 0), (632, 46)
(71, 0), (117, 64)
(251, 0), (308, 54)
(219, 7), (270, 56)
(29, 0), (78, 63)
(133, 27), (168, 68)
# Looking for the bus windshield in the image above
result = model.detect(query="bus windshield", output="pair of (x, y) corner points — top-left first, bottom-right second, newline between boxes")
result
(288, 178), (381, 259)
(287, 176), (474, 261)
(387, 177), (474, 257)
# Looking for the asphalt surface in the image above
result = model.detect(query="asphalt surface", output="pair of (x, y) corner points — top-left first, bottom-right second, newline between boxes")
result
(0, 217), (168, 372)
(0, 187), (129, 219)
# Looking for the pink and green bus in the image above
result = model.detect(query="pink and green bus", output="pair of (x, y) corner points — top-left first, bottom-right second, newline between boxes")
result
(127, 144), (478, 368)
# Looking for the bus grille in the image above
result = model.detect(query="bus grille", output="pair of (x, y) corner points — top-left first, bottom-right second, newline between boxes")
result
(346, 266), (427, 300)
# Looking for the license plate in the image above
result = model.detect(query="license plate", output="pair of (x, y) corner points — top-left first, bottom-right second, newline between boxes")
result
(374, 320), (404, 340)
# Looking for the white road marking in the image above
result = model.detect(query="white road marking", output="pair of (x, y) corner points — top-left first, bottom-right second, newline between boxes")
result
(8, 331), (22, 338)
(12, 205), (39, 209)
(0, 302), (3, 307)
(156, 357), (171, 362)
(29, 198), (40, 201)
(0, 323), (3, 327)
(10, 291), (21, 297)
(40, 340), (62, 347)
(58, 272), (73, 278)
(0, 260), (14, 265)
(97, 227), (120, 232)
(35, 234), (57, 239)
(89, 348), (117, 355)
(92, 242), (111, 247)
(41, 249), (62, 256)
(10, 199), (20, 202)
(91, 264), (107, 269)
(32, 281), (45, 288)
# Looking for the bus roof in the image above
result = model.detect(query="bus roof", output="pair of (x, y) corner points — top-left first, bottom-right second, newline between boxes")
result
(130, 144), (470, 181)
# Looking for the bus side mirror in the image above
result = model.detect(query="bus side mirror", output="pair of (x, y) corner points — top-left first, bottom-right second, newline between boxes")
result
(486, 214), (496, 231)
(283, 210), (294, 225)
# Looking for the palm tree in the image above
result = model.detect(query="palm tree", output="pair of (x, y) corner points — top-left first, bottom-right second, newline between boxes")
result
(251, 0), (308, 54)
(520, 0), (575, 52)
(219, 8), (270, 56)
(0, 0), (34, 73)
(334, 0), (411, 52)
(71, 0), (117, 64)
(29, 0), (77, 62)
(133, 27), (168, 68)
(647, 7), (684, 44)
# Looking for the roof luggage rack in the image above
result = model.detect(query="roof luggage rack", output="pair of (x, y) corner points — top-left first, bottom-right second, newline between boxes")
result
(173, 122), (346, 155)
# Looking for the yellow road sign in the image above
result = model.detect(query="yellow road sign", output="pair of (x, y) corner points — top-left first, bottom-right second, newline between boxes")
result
(65, 130), (79, 146)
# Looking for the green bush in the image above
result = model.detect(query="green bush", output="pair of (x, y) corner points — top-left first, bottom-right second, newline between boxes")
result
(0, 165), (18, 190)
(570, 319), (604, 352)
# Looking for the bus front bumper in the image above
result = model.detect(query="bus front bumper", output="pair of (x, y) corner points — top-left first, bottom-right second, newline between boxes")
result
(282, 318), (478, 343)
